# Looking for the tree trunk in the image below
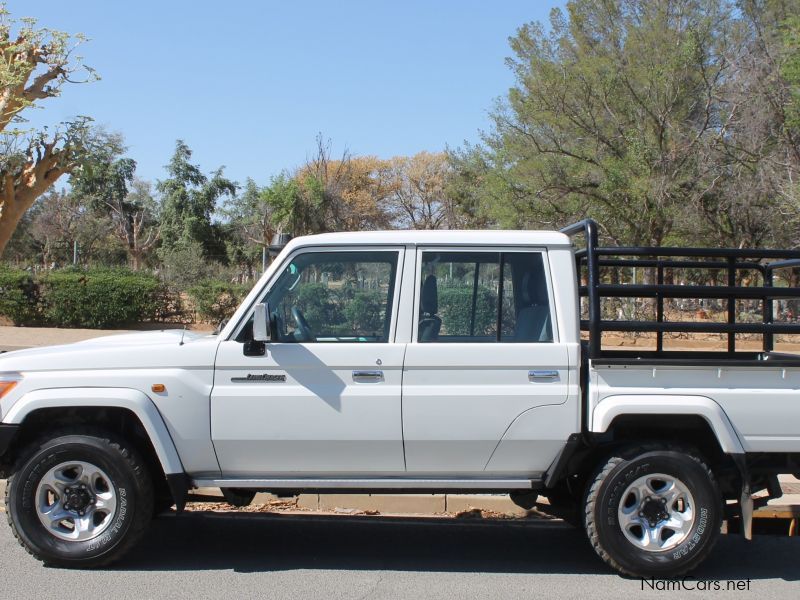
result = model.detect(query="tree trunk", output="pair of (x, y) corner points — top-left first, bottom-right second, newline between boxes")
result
(0, 191), (34, 257)
(129, 248), (141, 271)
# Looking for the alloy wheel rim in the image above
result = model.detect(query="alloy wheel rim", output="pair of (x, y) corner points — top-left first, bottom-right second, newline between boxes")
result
(35, 461), (118, 542)
(617, 473), (695, 552)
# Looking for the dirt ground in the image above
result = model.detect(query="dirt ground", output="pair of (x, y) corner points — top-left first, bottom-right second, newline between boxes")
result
(0, 323), (214, 351)
(600, 333), (800, 353)
(3, 324), (800, 353)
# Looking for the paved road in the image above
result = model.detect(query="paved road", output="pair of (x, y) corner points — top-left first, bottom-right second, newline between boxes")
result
(1, 511), (798, 600)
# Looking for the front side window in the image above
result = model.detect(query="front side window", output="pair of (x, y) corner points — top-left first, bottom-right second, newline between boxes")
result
(256, 251), (399, 343)
(418, 251), (553, 343)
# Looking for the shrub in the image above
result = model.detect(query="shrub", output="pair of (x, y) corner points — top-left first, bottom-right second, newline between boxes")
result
(158, 242), (213, 290)
(37, 268), (165, 328)
(342, 289), (386, 335)
(0, 267), (39, 325)
(188, 280), (251, 324)
(438, 286), (497, 336)
(289, 283), (342, 333)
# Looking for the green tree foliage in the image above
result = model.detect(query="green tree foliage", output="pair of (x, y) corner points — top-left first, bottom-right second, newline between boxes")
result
(785, 16), (800, 131)
(454, 0), (739, 245)
(187, 279), (251, 324)
(69, 133), (158, 269)
(224, 175), (298, 276)
(157, 140), (236, 260)
(451, 0), (800, 248)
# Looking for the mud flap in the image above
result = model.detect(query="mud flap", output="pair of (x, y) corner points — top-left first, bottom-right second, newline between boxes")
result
(166, 472), (190, 513)
(731, 454), (752, 540)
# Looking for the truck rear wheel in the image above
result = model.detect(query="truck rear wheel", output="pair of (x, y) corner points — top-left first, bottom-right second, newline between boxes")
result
(584, 446), (721, 578)
(5, 428), (154, 568)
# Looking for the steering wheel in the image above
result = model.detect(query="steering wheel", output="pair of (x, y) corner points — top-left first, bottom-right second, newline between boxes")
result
(291, 306), (316, 342)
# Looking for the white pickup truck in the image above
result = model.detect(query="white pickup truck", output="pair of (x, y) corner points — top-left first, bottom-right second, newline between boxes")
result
(1, 219), (799, 577)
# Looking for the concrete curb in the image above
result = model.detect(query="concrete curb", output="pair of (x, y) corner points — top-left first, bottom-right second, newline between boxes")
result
(203, 488), (529, 516)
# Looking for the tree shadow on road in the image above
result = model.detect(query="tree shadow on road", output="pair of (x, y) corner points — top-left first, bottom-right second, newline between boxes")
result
(111, 511), (800, 581)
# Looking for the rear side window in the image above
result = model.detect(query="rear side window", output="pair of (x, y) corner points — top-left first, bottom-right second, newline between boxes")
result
(418, 251), (553, 343)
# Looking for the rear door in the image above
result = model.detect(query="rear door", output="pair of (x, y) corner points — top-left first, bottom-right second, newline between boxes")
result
(402, 247), (571, 477)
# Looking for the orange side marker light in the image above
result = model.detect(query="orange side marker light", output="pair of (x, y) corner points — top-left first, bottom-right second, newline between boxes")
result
(151, 383), (166, 393)
(0, 373), (22, 399)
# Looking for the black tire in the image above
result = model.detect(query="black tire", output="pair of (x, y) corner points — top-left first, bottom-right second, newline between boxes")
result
(584, 445), (721, 578)
(5, 428), (154, 568)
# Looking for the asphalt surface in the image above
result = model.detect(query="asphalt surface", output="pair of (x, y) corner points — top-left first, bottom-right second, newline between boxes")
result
(0, 511), (798, 600)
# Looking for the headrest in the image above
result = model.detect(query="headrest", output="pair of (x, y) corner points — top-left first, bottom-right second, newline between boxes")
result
(521, 265), (547, 305)
(421, 274), (438, 315)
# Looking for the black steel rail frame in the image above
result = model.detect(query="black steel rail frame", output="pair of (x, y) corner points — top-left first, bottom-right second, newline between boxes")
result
(560, 219), (800, 360)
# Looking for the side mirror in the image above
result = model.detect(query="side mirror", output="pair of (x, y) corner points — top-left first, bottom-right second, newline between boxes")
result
(253, 303), (271, 342)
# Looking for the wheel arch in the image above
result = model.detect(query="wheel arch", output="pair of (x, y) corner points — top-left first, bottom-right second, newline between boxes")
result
(2, 387), (187, 507)
(591, 394), (745, 455)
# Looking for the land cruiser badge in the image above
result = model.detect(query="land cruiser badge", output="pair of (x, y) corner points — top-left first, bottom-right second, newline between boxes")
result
(231, 373), (287, 383)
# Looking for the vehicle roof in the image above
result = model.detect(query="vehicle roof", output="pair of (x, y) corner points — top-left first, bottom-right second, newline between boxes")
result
(286, 229), (572, 248)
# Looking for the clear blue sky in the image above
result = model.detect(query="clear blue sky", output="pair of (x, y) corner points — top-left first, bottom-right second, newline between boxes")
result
(10, 0), (562, 187)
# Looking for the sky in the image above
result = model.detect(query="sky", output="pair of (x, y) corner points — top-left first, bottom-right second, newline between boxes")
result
(10, 0), (563, 188)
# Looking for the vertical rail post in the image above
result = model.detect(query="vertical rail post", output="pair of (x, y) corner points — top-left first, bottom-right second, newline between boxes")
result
(656, 264), (664, 352)
(764, 265), (774, 353)
(586, 222), (601, 358)
(727, 256), (736, 354)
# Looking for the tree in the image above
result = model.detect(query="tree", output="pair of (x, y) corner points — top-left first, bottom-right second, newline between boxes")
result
(667, 0), (800, 249)
(223, 178), (269, 279)
(70, 134), (158, 269)
(27, 188), (117, 268)
(225, 177), (279, 249)
(0, 5), (97, 257)
(454, 0), (739, 246)
(385, 151), (460, 229)
(156, 140), (236, 259)
(285, 135), (392, 235)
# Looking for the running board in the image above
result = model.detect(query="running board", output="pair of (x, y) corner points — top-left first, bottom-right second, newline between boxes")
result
(192, 477), (541, 491)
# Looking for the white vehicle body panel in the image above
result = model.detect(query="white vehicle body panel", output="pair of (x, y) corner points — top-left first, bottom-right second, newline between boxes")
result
(402, 342), (571, 475)
(3, 387), (185, 474)
(212, 341), (407, 475)
(211, 245), (407, 476)
(0, 330), (220, 476)
(589, 364), (800, 453)
(401, 244), (580, 476)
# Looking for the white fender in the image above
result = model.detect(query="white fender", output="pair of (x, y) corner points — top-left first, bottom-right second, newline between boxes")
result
(592, 394), (746, 455)
(3, 387), (185, 475)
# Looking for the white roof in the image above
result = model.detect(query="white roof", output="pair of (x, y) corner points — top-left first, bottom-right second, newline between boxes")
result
(285, 229), (572, 249)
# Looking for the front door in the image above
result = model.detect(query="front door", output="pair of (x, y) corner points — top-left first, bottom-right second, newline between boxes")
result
(402, 248), (572, 477)
(212, 247), (406, 476)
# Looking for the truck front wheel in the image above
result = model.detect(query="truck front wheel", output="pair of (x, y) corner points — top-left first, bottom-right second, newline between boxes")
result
(584, 446), (721, 578)
(5, 428), (154, 568)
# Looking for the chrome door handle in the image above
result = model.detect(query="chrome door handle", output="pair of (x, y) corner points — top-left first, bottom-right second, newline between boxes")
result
(353, 370), (384, 382)
(529, 370), (559, 381)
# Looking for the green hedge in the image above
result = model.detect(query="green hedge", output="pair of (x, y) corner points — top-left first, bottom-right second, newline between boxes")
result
(0, 267), (167, 328)
(438, 286), (497, 336)
(0, 267), (39, 325)
(188, 280), (251, 323)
